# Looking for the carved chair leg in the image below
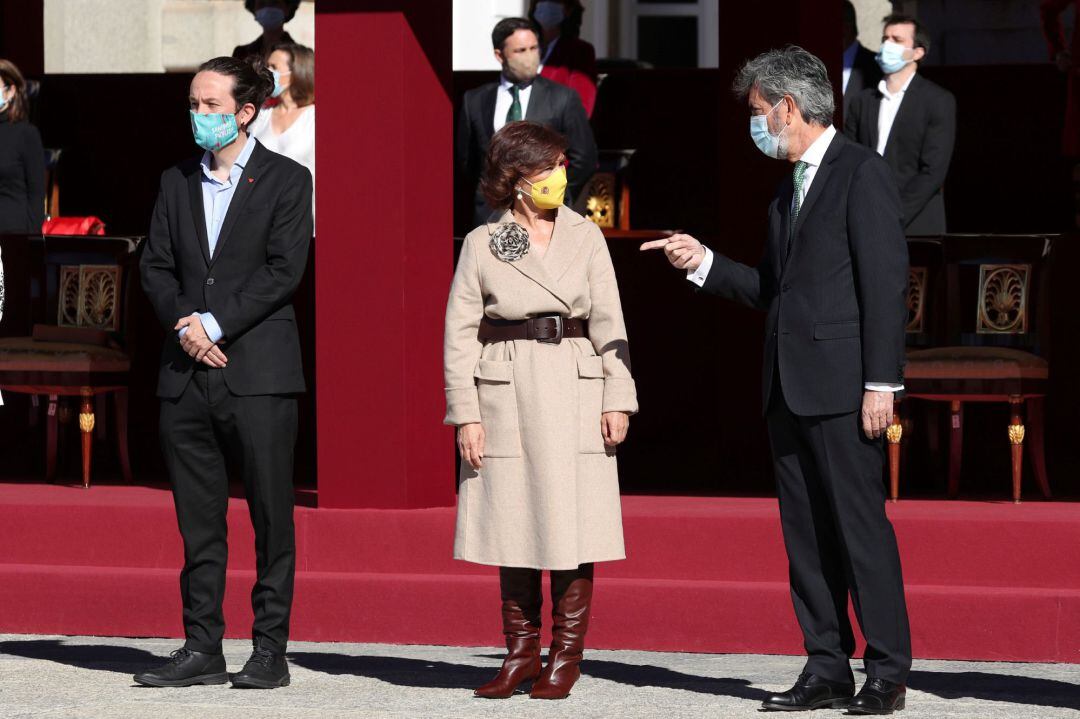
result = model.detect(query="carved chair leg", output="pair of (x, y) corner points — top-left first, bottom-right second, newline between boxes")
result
(947, 401), (963, 499)
(886, 401), (903, 502)
(114, 389), (133, 484)
(79, 390), (95, 489)
(45, 395), (59, 483)
(1009, 397), (1026, 504)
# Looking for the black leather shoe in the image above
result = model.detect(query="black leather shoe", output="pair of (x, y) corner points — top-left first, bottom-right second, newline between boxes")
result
(231, 639), (290, 689)
(133, 647), (227, 687)
(761, 672), (855, 711)
(847, 678), (906, 714)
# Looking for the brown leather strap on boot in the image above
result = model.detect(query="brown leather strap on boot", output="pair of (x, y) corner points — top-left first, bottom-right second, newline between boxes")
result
(475, 567), (543, 699)
(530, 563), (594, 700)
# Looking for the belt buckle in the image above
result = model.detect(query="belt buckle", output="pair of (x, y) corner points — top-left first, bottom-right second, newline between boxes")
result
(536, 316), (564, 345)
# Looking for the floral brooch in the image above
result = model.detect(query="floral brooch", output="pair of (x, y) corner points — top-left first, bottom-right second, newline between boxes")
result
(489, 222), (530, 263)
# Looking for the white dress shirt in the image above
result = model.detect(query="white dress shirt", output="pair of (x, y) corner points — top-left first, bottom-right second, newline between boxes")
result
(687, 124), (902, 393)
(493, 75), (533, 132)
(842, 41), (859, 94)
(250, 103), (316, 220)
(875, 73), (915, 156)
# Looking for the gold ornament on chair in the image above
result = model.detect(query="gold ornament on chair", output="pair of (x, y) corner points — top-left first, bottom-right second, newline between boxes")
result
(906, 267), (927, 333)
(977, 264), (1029, 335)
(1008, 423), (1026, 445)
(582, 173), (615, 228)
(58, 265), (122, 332)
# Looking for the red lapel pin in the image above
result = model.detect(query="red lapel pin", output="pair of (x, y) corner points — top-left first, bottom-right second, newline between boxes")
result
(248, 178), (255, 183)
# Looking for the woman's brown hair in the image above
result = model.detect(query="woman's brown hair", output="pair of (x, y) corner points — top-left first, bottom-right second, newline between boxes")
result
(0, 58), (30, 123)
(481, 121), (568, 210)
(272, 43), (314, 107)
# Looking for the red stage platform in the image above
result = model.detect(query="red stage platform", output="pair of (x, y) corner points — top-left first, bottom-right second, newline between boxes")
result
(1, 483), (1077, 664)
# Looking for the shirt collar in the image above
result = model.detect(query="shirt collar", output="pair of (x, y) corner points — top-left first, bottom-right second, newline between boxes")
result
(842, 41), (859, 68)
(200, 134), (258, 183)
(798, 125), (836, 168)
(499, 74), (534, 93)
(877, 71), (916, 100)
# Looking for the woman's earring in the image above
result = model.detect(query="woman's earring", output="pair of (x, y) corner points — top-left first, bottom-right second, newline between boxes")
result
(517, 190), (524, 201)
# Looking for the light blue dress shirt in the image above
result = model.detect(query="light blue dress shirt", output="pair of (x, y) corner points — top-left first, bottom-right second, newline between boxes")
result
(179, 135), (258, 345)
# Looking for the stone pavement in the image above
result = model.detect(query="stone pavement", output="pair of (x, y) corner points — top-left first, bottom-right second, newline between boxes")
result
(0, 635), (1077, 718)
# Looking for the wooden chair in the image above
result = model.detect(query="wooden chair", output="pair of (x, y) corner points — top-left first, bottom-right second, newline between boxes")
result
(0, 236), (140, 487)
(573, 149), (636, 230)
(888, 234), (1053, 503)
(43, 148), (62, 221)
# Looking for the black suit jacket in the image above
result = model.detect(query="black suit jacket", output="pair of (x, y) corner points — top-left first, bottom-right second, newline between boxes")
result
(140, 140), (313, 399)
(844, 73), (956, 235)
(843, 44), (883, 115)
(456, 75), (597, 226)
(702, 132), (908, 417)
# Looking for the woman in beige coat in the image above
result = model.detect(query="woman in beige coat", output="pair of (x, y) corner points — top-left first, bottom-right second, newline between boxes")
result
(443, 121), (637, 700)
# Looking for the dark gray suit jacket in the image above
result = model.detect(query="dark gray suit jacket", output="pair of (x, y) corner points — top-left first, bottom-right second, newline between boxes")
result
(842, 43), (883, 116)
(701, 133), (909, 417)
(844, 73), (956, 236)
(456, 75), (597, 226)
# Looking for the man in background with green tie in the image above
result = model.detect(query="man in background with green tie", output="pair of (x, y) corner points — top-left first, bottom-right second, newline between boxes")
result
(642, 47), (912, 715)
(455, 17), (597, 230)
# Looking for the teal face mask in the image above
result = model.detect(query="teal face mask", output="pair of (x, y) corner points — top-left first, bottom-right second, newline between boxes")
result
(749, 99), (787, 159)
(270, 69), (290, 98)
(190, 111), (239, 152)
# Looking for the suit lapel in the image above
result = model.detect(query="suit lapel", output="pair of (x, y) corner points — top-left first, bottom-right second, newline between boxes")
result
(883, 74), (919, 157)
(488, 210), (571, 310)
(790, 133), (844, 259)
(544, 206), (589, 283)
(524, 78), (545, 121)
(209, 142), (265, 268)
(186, 166), (211, 266)
(777, 181), (793, 272)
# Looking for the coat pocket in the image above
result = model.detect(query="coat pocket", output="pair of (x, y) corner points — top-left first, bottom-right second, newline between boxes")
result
(474, 360), (522, 458)
(813, 321), (860, 341)
(577, 355), (607, 454)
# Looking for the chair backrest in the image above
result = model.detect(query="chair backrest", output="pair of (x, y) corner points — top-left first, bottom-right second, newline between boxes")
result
(39, 236), (142, 349)
(573, 149), (636, 230)
(43, 148), (62, 221)
(940, 234), (1054, 355)
(905, 237), (946, 348)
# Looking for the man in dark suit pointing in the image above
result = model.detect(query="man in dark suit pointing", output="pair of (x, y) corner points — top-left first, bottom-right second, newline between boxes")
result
(456, 17), (597, 228)
(643, 47), (912, 715)
(135, 56), (312, 690)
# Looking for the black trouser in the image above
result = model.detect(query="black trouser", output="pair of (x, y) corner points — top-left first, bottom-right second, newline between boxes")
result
(767, 381), (912, 685)
(160, 366), (298, 655)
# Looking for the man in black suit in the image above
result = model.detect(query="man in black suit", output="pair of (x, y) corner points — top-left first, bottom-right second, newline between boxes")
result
(842, 0), (883, 114)
(135, 56), (312, 690)
(456, 17), (597, 228)
(844, 13), (956, 236)
(643, 47), (911, 715)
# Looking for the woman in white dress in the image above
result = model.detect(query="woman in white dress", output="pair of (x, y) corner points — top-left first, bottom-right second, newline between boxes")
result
(250, 43), (315, 220)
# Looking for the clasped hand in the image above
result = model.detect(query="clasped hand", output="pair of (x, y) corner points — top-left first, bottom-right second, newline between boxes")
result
(175, 315), (228, 368)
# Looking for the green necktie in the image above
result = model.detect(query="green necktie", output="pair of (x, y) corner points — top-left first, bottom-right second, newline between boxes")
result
(788, 160), (809, 252)
(507, 85), (523, 123)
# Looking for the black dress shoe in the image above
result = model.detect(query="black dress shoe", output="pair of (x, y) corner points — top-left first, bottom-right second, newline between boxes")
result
(847, 678), (906, 714)
(761, 672), (855, 711)
(231, 639), (290, 689)
(133, 648), (228, 687)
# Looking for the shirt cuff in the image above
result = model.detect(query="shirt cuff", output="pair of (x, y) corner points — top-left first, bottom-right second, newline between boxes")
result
(865, 383), (904, 392)
(177, 311), (223, 344)
(200, 312), (224, 344)
(686, 247), (714, 287)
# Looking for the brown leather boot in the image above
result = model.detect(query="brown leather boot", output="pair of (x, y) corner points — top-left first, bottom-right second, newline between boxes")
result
(530, 563), (593, 700)
(474, 567), (543, 698)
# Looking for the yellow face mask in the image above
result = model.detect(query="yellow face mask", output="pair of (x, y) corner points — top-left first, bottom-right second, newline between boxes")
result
(519, 165), (567, 210)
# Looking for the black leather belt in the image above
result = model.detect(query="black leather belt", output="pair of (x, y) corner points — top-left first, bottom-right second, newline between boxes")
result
(478, 316), (588, 345)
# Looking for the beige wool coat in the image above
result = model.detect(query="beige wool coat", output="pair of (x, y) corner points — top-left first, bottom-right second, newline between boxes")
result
(443, 206), (638, 570)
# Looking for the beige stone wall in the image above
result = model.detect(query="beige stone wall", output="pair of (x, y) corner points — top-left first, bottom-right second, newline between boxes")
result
(44, 0), (315, 74)
(852, 0), (894, 52)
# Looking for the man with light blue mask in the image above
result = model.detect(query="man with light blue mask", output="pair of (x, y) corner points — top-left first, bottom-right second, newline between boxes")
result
(136, 55), (312, 692)
(844, 13), (956, 236)
(643, 46), (912, 715)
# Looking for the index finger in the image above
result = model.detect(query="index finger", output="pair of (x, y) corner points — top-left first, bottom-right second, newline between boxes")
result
(639, 238), (670, 251)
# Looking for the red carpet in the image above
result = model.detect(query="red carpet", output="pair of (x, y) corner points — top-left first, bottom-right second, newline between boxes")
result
(1, 483), (1078, 663)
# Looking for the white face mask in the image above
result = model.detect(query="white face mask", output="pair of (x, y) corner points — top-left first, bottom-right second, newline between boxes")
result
(0, 85), (7, 111)
(749, 99), (788, 159)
